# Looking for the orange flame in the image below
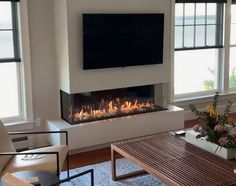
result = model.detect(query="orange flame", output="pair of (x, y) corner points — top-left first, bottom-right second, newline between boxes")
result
(73, 98), (155, 121)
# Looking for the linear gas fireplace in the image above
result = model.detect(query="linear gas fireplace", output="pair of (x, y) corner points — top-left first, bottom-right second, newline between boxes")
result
(60, 85), (167, 125)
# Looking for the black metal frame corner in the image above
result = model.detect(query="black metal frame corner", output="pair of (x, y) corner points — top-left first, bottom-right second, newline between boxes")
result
(6, 130), (70, 178)
(50, 169), (94, 186)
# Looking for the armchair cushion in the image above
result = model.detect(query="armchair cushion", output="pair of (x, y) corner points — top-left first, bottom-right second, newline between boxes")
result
(2, 145), (68, 176)
(0, 120), (16, 175)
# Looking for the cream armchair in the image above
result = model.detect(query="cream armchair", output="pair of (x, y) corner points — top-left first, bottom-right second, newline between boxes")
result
(0, 120), (69, 178)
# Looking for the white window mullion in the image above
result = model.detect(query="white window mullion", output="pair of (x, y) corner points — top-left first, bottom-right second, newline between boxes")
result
(16, 62), (24, 120)
(217, 48), (225, 93)
(18, 0), (33, 122)
(223, 0), (232, 93)
(170, 0), (176, 103)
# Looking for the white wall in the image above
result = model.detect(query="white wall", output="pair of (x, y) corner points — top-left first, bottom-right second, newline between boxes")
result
(27, 0), (60, 124)
(55, 0), (172, 94)
(53, 0), (71, 93)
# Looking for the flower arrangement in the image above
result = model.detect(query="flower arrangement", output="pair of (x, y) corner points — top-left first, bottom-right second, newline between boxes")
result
(189, 92), (236, 149)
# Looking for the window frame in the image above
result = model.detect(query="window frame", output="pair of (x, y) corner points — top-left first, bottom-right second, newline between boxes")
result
(172, 0), (236, 109)
(0, 0), (33, 124)
(173, 1), (227, 101)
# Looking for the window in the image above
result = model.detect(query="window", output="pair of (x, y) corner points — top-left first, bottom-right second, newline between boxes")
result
(229, 2), (236, 89)
(174, 0), (226, 99)
(0, 0), (27, 122)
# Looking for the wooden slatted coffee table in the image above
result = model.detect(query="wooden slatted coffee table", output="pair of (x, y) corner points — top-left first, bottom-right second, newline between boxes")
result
(111, 132), (236, 186)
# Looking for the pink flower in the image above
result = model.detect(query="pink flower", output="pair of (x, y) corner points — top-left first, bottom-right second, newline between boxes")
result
(214, 124), (225, 132)
(230, 128), (236, 137)
(193, 124), (201, 132)
(218, 137), (228, 146)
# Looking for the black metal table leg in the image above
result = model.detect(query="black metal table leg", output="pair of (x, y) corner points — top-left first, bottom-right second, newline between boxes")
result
(90, 169), (94, 186)
(50, 169), (94, 186)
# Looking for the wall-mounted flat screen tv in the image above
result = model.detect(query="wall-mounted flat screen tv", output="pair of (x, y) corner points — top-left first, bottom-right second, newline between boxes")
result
(83, 13), (164, 70)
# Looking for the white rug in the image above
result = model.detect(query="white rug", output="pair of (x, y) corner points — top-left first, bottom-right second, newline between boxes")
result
(60, 158), (165, 186)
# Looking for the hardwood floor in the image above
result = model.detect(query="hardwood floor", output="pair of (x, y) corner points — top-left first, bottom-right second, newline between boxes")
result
(66, 119), (198, 170)
(68, 147), (111, 169)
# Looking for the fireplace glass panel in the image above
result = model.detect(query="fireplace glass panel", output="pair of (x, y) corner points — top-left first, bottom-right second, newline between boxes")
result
(60, 85), (166, 124)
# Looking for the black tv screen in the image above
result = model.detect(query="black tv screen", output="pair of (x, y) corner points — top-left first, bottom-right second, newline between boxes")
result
(83, 13), (164, 70)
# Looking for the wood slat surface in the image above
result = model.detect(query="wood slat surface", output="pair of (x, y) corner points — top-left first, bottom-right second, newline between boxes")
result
(112, 133), (236, 186)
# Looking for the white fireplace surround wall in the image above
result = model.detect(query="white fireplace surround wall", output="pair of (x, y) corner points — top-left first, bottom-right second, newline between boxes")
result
(50, 0), (181, 151)
(47, 105), (184, 152)
(53, 0), (171, 94)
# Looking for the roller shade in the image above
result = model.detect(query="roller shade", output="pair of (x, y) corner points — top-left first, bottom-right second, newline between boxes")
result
(0, 0), (20, 2)
(0, 0), (21, 63)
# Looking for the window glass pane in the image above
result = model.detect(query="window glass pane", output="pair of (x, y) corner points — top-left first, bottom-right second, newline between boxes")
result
(196, 3), (206, 25)
(175, 3), (183, 25)
(231, 24), (236, 45)
(196, 26), (205, 46)
(207, 3), (217, 24)
(175, 26), (183, 48)
(207, 25), (216, 46)
(0, 63), (19, 118)
(184, 3), (195, 25)
(231, 5), (236, 24)
(0, 31), (14, 58)
(174, 49), (218, 95)
(231, 5), (236, 45)
(0, 2), (12, 29)
(184, 26), (194, 47)
(229, 47), (236, 89)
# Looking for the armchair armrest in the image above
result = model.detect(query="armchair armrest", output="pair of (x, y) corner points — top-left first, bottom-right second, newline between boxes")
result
(0, 151), (60, 176)
(8, 131), (68, 145)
